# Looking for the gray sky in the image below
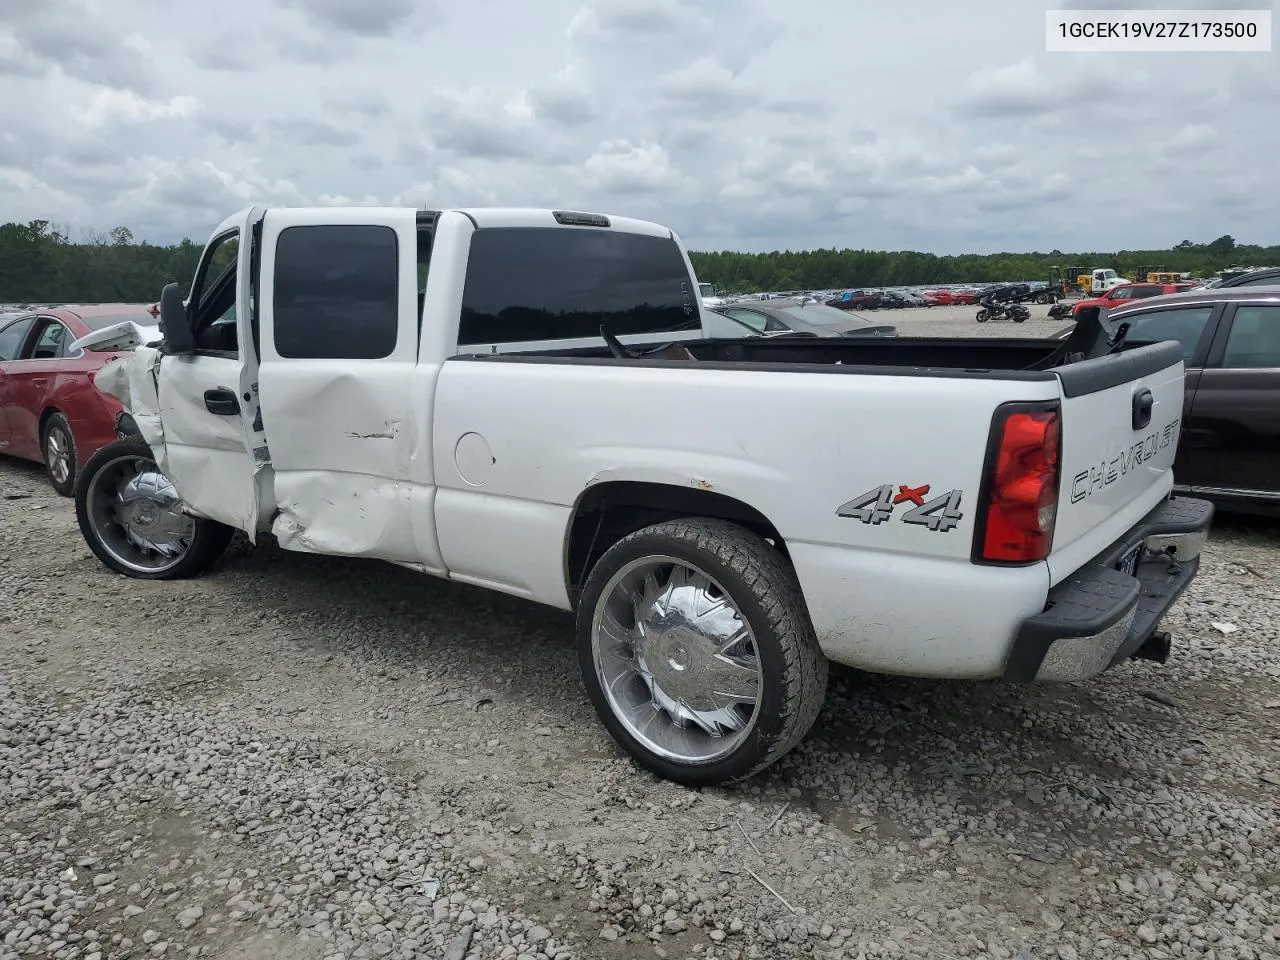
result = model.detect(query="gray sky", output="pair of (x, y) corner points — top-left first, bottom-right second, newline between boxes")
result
(1, 0), (1276, 253)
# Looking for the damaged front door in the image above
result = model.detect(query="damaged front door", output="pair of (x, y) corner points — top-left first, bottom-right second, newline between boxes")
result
(255, 208), (427, 562)
(154, 207), (267, 536)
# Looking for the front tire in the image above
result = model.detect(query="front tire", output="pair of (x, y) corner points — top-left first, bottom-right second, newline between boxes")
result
(74, 437), (234, 580)
(976, 309), (990, 322)
(41, 413), (78, 497)
(575, 518), (828, 787)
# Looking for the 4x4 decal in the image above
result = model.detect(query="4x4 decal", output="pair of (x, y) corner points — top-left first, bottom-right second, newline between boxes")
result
(837, 483), (964, 532)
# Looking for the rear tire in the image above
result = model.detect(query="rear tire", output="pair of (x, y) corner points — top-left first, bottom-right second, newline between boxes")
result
(576, 517), (828, 787)
(41, 413), (77, 497)
(74, 437), (234, 580)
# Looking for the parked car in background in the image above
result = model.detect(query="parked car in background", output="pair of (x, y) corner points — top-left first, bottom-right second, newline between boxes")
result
(1106, 288), (1280, 517)
(710, 298), (897, 337)
(826, 289), (883, 311)
(1071, 281), (1196, 317)
(1211, 268), (1280, 288)
(0, 304), (159, 494)
(880, 290), (926, 308)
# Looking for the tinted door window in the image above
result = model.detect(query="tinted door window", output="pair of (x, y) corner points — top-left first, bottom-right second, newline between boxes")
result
(0, 317), (34, 361)
(29, 321), (68, 360)
(458, 227), (697, 345)
(273, 225), (399, 359)
(1221, 305), (1280, 368)
(1118, 306), (1215, 365)
(1130, 286), (1163, 299)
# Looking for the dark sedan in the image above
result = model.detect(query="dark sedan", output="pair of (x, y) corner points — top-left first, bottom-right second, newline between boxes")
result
(710, 298), (897, 338)
(1103, 287), (1280, 517)
(1212, 268), (1280, 288)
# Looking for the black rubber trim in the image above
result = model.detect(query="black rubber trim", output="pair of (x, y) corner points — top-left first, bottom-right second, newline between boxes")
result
(1004, 565), (1140, 683)
(1109, 554), (1200, 666)
(1054, 339), (1182, 397)
(1002, 494), (1214, 682)
(445, 347), (1063, 382)
(114, 412), (139, 438)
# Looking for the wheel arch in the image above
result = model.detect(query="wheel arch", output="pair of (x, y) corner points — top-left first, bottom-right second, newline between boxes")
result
(563, 479), (788, 606)
(38, 405), (63, 436)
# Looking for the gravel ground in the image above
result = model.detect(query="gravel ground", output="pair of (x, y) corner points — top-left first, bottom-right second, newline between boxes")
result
(2, 309), (1278, 960)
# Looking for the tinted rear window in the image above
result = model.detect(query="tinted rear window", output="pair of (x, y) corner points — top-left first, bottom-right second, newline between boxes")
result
(458, 227), (697, 346)
(781, 304), (863, 326)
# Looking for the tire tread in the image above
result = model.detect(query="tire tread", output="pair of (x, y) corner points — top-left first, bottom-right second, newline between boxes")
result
(585, 517), (828, 785)
(74, 437), (234, 580)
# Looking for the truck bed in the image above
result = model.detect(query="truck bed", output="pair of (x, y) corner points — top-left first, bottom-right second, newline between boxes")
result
(478, 333), (1180, 394)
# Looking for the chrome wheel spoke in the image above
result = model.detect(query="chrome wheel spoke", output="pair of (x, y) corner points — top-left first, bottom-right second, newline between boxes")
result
(706, 654), (760, 703)
(46, 431), (71, 483)
(591, 555), (764, 765)
(84, 453), (196, 574)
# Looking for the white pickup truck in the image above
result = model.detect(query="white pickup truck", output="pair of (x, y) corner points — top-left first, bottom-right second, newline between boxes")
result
(71, 205), (1213, 787)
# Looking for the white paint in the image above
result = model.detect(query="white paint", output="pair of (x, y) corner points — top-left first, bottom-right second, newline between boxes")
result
(1048, 361), (1184, 584)
(454, 432), (495, 486)
(155, 208), (269, 535)
(69, 320), (159, 354)
(96, 203), (1192, 685)
(94, 347), (165, 457)
(255, 206), (428, 564)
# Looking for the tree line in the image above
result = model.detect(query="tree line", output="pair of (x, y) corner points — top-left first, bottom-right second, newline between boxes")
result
(0, 219), (1272, 303)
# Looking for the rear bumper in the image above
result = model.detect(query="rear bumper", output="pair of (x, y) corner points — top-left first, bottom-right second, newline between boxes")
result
(1003, 495), (1214, 683)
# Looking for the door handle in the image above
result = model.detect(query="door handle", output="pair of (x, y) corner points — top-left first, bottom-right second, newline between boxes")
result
(1132, 388), (1153, 430)
(204, 387), (240, 416)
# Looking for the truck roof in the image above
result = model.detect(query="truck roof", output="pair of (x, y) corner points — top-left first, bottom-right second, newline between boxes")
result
(218, 205), (675, 239)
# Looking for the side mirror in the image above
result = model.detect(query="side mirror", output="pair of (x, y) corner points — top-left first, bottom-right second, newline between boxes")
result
(159, 282), (194, 355)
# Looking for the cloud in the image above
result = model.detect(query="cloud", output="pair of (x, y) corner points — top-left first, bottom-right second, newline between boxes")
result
(583, 140), (684, 194)
(277, 0), (436, 36)
(957, 60), (1057, 117)
(0, 0), (160, 93)
(529, 64), (596, 126)
(656, 57), (752, 111)
(1164, 123), (1217, 156)
(275, 118), (361, 148)
(0, 0), (1273, 256)
(74, 90), (199, 129)
(423, 87), (549, 161)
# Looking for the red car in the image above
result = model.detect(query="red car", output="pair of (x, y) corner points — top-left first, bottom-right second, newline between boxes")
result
(0, 304), (159, 495)
(1071, 281), (1197, 316)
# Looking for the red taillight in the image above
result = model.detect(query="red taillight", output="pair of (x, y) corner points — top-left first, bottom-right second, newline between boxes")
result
(977, 405), (1061, 563)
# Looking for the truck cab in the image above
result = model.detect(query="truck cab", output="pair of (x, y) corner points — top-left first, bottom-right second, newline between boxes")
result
(1089, 268), (1125, 294)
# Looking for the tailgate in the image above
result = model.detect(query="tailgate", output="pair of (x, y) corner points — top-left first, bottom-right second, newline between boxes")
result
(1047, 341), (1186, 583)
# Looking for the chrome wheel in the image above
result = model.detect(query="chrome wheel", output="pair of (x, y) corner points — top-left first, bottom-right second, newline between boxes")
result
(83, 452), (196, 574)
(591, 556), (763, 764)
(45, 427), (72, 485)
